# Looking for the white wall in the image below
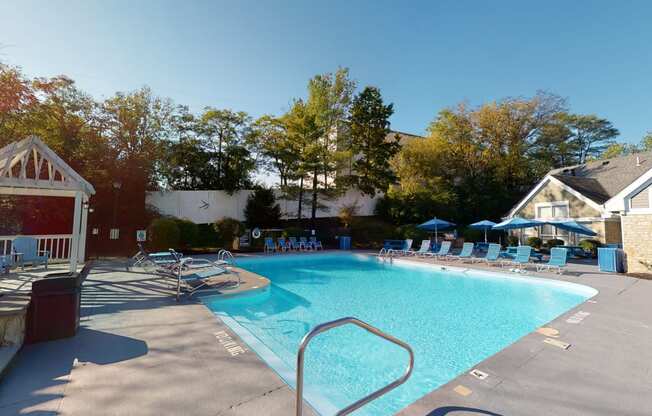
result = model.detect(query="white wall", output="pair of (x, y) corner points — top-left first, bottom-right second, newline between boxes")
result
(146, 189), (379, 224)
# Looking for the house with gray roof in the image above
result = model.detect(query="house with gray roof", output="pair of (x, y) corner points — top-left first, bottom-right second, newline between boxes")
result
(507, 151), (652, 272)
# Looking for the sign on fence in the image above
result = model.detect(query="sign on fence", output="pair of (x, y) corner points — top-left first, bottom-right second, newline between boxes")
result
(136, 230), (147, 242)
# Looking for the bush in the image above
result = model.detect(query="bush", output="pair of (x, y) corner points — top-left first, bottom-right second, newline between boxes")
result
(283, 226), (304, 238)
(148, 217), (180, 251)
(579, 239), (602, 258)
(244, 188), (281, 228)
(462, 227), (484, 242)
(350, 217), (397, 249)
(214, 217), (245, 248)
(507, 235), (519, 247)
(395, 224), (429, 242)
(546, 238), (564, 248)
(196, 223), (220, 248)
(526, 237), (543, 249)
(174, 219), (199, 249)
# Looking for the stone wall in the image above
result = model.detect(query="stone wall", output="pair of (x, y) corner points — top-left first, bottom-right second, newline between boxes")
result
(622, 214), (652, 274)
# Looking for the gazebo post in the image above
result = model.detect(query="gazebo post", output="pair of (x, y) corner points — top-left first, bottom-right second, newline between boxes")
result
(78, 194), (89, 263)
(69, 191), (82, 273)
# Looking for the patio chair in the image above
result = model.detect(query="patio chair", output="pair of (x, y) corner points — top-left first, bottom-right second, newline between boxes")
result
(288, 236), (299, 251)
(470, 243), (501, 265)
(264, 237), (276, 254)
(447, 242), (474, 261)
(432, 241), (452, 259)
(300, 237), (313, 251)
(393, 239), (413, 256)
(536, 247), (568, 274)
(175, 259), (239, 301)
(1, 255), (9, 274)
(12, 236), (49, 270)
(277, 237), (290, 252)
(411, 240), (432, 256)
(501, 246), (532, 271)
(310, 236), (323, 250)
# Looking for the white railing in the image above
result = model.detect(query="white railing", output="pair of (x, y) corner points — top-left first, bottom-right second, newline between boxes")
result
(0, 234), (73, 262)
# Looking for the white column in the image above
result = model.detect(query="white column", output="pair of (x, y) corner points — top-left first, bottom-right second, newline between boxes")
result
(69, 191), (82, 273)
(78, 194), (89, 263)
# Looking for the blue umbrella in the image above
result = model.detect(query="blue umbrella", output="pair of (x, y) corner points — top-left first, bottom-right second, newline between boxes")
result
(469, 220), (497, 243)
(417, 217), (456, 243)
(545, 220), (597, 237)
(493, 217), (545, 245)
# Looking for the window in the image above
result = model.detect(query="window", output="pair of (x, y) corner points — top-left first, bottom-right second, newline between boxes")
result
(536, 201), (570, 242)
(109, 228), (120, 240)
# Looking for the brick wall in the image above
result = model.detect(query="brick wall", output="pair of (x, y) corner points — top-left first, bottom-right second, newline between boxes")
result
(622, 214), (652, 273)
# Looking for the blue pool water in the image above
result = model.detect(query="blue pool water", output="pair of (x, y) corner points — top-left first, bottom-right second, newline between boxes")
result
(202, 253), (596, 415)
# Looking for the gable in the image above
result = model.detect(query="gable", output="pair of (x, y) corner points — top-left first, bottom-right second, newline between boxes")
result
(513, 179), (602, 219)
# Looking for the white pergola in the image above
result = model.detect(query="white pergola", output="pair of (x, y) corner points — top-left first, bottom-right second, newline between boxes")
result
(0, 136), (96, 272)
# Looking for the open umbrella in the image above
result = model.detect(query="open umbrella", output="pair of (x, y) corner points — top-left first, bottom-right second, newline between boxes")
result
(545, 220), (597, 237)
(492, 217), (544, 245)
(469, 220), (497, 243)
(417, 217), (456, 244)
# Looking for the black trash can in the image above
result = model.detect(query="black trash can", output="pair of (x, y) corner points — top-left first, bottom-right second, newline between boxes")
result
(25, 270), (85, 344)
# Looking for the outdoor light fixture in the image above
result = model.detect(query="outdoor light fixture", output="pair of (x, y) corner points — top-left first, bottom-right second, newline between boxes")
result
(113, 181), (122, 190)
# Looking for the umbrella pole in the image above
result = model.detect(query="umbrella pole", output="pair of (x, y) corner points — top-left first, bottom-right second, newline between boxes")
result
(484, 228), (488, 243)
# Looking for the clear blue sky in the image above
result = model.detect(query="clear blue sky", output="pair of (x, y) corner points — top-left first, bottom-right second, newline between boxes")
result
(2, 0), (651, 142)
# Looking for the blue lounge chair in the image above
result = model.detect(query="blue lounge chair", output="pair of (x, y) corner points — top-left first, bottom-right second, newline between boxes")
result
(471, 243), (501, 265)
(175, 260), (239, 301)
(288, 236), (299, 251)
(264, 237), (276, 254)
(501, 246), (532, 271)
(277, 237), (290, 252)
(1, 255), (9, 274)
(411, 240), (432, 256)
(536, 247), (568, 274)
(432, 241), (452, 259)
(393, 239), (413, 256)
(12, 236), (49, 270)
(447, 242), (474, 261)
(300, 237), (313, 251)
(310, 236), (323, 250)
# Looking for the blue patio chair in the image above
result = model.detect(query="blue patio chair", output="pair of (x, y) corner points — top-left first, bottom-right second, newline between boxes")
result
(277, 237), (290, 252)
(447, 242), (474, 261)
(309, 236), (323, 251)
(411, 240), (432, 256)
(394, 239), (413, 256)
(1, 255), (9, 274)
(432, 241), (452, 259)
(12, 236), (49, 270)
(471, 243), (501, 265)
(288, 236), (299, 251)
(264, 237), (276, 254)
(300, 237), (314, 251)
(536, 247), (568, 274)
(175, 260), (239, 301)
(501, 246), (532, 271)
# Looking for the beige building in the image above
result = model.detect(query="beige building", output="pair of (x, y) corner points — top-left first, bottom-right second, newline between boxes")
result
(507, 151), (652, 273)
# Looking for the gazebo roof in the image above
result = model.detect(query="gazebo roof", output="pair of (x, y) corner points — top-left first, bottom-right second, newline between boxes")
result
(0, 136), (95, 196)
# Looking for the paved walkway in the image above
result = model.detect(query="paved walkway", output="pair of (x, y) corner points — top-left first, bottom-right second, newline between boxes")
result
(0, 261), (314, 416)
(1, 254), (651, 415)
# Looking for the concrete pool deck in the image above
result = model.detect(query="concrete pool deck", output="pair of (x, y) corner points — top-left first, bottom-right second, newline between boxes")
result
(0, 251), (650, 415)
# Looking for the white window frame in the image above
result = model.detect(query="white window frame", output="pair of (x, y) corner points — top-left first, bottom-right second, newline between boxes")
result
(535, 201), (571, 242)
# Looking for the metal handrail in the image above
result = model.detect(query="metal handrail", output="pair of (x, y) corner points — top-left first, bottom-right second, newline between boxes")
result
(296, 317), (414, 416)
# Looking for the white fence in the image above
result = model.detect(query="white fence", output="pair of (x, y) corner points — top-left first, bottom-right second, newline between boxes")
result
(146, 189), (380, 224)
(0, 234), (73, 262)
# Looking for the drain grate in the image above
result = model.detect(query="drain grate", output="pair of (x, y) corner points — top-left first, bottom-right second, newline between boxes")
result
(469, 369), (489, 380)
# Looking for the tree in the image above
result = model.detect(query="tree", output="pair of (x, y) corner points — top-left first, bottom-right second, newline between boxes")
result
(640, 132), (652, 152)
(343, 86), (400, 195)
(251, 115), (298, 188)
(198, 108), (251, 189)
(244, 187), (281, 228)
(560, 114), (619, 163)
(282, 99), (324, 221)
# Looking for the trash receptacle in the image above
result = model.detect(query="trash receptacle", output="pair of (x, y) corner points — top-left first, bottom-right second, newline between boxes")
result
(25, 272), (83, 343)
(339, 236), (351, 250)
(598, 247), (625, 273)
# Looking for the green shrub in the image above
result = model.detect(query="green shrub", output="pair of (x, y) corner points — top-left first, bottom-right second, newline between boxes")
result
(148, 217), (180, 251)
(546, 238), (564, 248)
(526, 237), (543, 249)
(283, 226), (304, 238)
(196, 223), (220, 248)
(507, 235), (519, 247)
(244, 188), (281, 228)
(579, 239), (602, 258)
(350, 217), (396, 249)
(174, 219), (199, 249)
(214, 217), (245, 248)
(395, 224), (429, 242)
(462, 227), (483, 242)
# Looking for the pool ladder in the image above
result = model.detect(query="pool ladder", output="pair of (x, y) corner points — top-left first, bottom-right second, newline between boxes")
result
(295, 317), (414, 416)
(217, 249), (236, 266)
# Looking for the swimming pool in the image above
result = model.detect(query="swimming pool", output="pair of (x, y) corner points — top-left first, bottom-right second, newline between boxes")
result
(202, 253), (596, 415)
